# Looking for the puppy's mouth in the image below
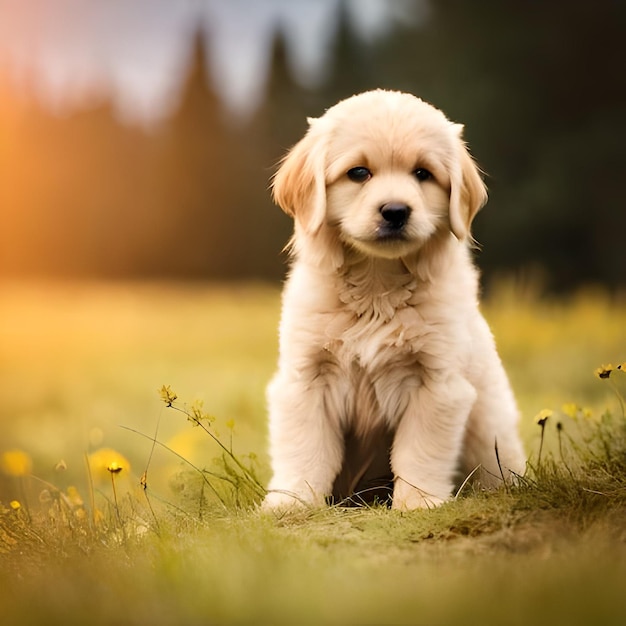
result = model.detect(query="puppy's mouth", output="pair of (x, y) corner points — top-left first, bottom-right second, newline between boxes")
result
(338, 202), (423, 258)
(375, 224), (408, 242)
(350, 226), (416, 259)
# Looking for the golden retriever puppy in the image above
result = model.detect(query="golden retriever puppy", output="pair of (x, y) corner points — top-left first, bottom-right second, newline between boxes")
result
(263, 89), (526, 511)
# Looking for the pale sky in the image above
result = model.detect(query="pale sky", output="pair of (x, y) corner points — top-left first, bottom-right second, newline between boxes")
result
(0, 0), (426, 126)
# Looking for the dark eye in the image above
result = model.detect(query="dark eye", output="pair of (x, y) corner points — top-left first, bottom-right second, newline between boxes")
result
(414, 168), (433, 182)
(347, 166), (372, 183)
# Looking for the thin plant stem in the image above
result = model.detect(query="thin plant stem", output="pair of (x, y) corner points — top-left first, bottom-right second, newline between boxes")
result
(167, 403), (265, 496)
(120, 425), (230, 509)
(494, 439), (510, 493)
(110, 471), (121, 525)
(537, 423), (546, 467)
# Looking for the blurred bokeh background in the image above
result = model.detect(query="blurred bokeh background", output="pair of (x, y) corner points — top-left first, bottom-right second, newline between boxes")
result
(1, 0), (624, 290)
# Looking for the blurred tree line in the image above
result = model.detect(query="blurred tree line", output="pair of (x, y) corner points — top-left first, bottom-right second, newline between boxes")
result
(0, 0), (624, 291)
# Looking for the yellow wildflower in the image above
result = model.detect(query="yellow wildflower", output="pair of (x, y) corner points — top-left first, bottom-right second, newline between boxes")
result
(1, 449), (33, 477)
(9, 500), (21, 510)
(561, 403), (579, 419)
(535, 409), (553, 427)
(87, 448), (130, 485)
(107, 461), (123, 474)
(159, 385), (178, 407)
(595, 364), (613, 379)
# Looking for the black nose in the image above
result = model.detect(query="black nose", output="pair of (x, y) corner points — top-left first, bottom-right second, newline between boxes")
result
(379, 202), (411, 229)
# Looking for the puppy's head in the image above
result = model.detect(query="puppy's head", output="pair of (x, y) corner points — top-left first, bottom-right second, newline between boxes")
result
(272, 90), (487, 259)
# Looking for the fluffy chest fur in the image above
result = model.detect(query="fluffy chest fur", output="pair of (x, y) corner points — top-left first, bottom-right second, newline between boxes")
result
(322, 243), (476, 364)
(280, 241), (479, 435)
(325, 256), (422, 365)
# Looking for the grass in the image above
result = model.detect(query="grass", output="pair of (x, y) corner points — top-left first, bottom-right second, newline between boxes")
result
(1, 279), (626, 625)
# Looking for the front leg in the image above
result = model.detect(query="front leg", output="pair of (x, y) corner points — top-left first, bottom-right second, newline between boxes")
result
(391, 374), (476, 510)
(262, 369), (346, 511)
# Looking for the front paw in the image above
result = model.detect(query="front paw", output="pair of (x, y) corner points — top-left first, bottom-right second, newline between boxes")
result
(261, 490), (307, 512)
(391, 477), (448, 511)
(261, 487), (326, 513)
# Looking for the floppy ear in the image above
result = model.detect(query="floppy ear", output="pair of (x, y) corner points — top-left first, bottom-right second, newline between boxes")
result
(448, 128), (488, 241)
(271, 120), (327, 235)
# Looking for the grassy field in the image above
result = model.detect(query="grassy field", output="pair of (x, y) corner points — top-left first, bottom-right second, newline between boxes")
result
(1, 279), (625, 625)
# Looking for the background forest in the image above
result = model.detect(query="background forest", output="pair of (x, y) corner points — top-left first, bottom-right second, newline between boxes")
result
(1, 0), (624, 291)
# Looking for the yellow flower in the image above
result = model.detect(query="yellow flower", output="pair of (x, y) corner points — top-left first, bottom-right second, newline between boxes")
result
(561, 403), (579, 419)
(595, 364), (614, 379)
(159, 385), (178, 407)
(1, 449), (33, 477)
(87, 448), (130, 484)
(535, 409), (553, 427)
(10, 500), (21, 510)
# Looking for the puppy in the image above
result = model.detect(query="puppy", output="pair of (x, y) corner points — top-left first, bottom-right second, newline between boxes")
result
(263, 89), (526, 511)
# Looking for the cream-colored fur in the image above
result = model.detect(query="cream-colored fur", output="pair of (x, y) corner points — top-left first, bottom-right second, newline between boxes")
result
(263, 90), (526, 511)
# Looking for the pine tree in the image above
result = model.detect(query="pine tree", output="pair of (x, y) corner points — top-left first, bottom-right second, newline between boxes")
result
(152, 28), (241, 277)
